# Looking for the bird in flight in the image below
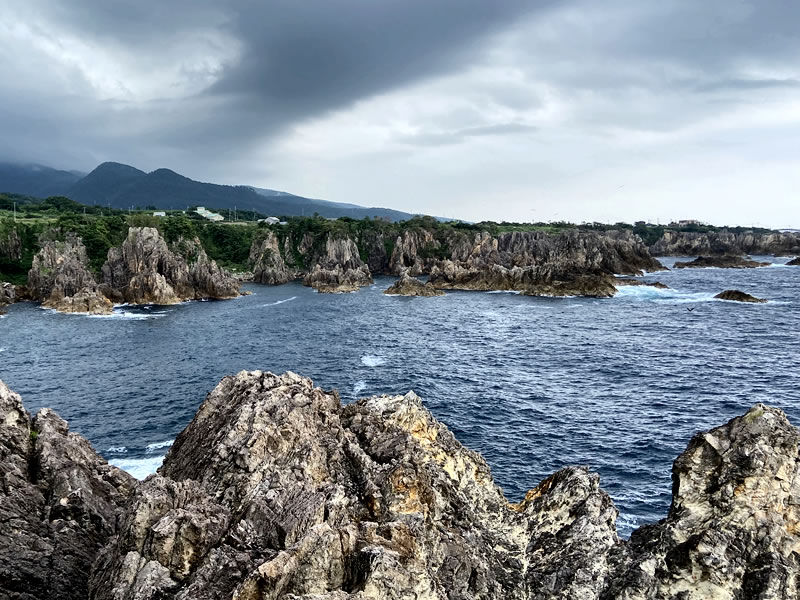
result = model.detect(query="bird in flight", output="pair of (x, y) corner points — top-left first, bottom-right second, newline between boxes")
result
(687, 307), (695, 312)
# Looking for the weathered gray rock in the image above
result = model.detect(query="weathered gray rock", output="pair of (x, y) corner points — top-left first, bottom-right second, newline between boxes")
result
(0, 379), (135, 600)
(674, 255), (771, 269)
(426, 230), (664, 297)
(303, 236), (372, 293)
(249, 231), (294, 285)
(389, 229), (440, 276)
(88, 372), (800, 600)
(0, 281), (15, 306)
(0, 225), (22, 262)
(384, 273), (444, 296)
(714, 289), (767, 303)
(101, 227), (240, 304)
(650, 230), (800, 256)
(26, 233), (112, 313)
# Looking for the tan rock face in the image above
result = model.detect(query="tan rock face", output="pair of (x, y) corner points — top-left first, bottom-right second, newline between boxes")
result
(303, 235), (372, 292)
(249, 231), (294, 285)
(384, 274), (444, 296)
(43, 287), (114, 314)
(101, 227), (240, 304)
(27, 233), (100, 302)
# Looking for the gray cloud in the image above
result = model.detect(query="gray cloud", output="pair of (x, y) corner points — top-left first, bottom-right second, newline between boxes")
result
(0, 1), (798, 226)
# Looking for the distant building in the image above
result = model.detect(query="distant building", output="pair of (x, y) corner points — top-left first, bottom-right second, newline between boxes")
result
(152, 211), (166, 217)
(195, 206), (224, 222)
(258, 216), (281, 225)
(670, 219), (705, 227)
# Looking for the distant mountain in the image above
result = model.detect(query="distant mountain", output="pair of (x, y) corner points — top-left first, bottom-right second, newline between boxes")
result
(0, 163), (84, 198)
(0, 160), (418, 221)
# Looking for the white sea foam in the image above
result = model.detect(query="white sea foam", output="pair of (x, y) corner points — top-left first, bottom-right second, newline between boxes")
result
(145, 439), (174, 453)
(353, 380), (367, 395)
(110, 456), (164, 480)
(0, 347), (6, 352)
(106, 446), (127, 454)
(486, 290), (521, 294)
(88, 310), (168, 320)
(361, 355), (386, 367)
(261, 296), (297, 307)
(614, 286), (718, 304)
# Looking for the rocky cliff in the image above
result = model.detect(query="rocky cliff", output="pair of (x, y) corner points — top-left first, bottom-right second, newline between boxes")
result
(303, 235), (372, 293)
(650, 230), (800, 256)
(426, 230), (664, 297)
(0, 226), (22, 262)
(0, 380), (135, 600)
(101, 227), (240, 304)
(249, 231), (294, 285)
(26, 234), (113, 314)
(2, 374), (798, 599)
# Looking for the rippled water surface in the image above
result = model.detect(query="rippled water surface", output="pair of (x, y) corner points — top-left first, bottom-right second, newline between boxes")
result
(2, 257), (799, 536)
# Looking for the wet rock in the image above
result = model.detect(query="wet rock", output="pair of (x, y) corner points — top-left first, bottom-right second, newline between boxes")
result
(43, 286), (114, 314)
(787, 257), (800, 266)
(714, 289), (767, 303)
(303, 236), (372, 293)
(674, 255), (771, 269)
(101, 227), (240, 304)
(0, 379), (135, 600)
(384, 273), (444, 296)
(614, 278), (669, 289)
(249, 231), (294, 285)
(0, 281), (15, 306)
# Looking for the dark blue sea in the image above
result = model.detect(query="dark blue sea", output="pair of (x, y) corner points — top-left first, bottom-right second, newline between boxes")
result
(1, 256), (798, 536)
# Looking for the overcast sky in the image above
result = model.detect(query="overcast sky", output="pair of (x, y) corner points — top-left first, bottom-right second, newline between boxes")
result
(1, 1), (798, 227)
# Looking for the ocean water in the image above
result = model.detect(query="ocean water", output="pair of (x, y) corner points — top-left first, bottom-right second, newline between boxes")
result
(1, 256), (798, 537)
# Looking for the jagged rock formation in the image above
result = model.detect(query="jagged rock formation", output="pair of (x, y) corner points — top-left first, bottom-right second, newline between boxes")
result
(674, 255), (771, 269)
(0, 226), (22, 262)
(303, 235), (372, 293)
(389, 229), (440, 275)
(101, 227), (240, 304)
(1, 375), (799, 599)
(427, 230), (664, 297)
(788, 257), (800, 266)
(614, 278), (669, 289)
(249, 231), (294, 285)
(362, 230), (389, 274)
(26, 234), (112, 314)
(384, 273), (445, 296)
(0, 380), (135, 600)
(714, 289), (767, 303)
(650, 230), (800, 256)
(0, 281), (15, 309)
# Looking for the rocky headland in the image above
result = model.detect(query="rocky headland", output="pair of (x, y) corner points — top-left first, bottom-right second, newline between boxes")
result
(384, 272), (444, 296)
(251, 227), (665, 298)
(674, 255), (771, 269)
(650, 230), (800, 256)
(714, 290), (767, 303)
(2, 373), (799, 599)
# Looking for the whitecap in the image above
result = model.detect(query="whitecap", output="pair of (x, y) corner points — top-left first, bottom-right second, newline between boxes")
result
(261, 296), (297, 307)
(145, 439), (174, 453)
(0, 347), (6, 352)
(353, 380), (367, 395)
(106, 446), (127, 454)
(88, 310), (167, 320)
(614, 286), (717, 304)
(361, 355), (386, 367)
(110, 455), (164, 480)
(486, 290), (521, 294)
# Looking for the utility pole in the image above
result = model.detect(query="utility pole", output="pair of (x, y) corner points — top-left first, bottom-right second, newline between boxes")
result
(13, 201), (17, 223)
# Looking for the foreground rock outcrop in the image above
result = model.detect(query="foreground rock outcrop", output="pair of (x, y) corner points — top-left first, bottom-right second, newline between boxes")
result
(674, 255), (771, 269)
(0, 380), (135, 600)
(714, 289), (767, 303)
(0, 281), (15, 312)
(101, 227), (240, 304)
(788, 257), (800, 266)
(2, 374), (799, 599)
(27, 234), (113, 315)
(384, 273), (444, 296)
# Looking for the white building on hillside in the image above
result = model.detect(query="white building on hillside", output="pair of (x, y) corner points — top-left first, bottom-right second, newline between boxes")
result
(195, 206), (224, 222)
